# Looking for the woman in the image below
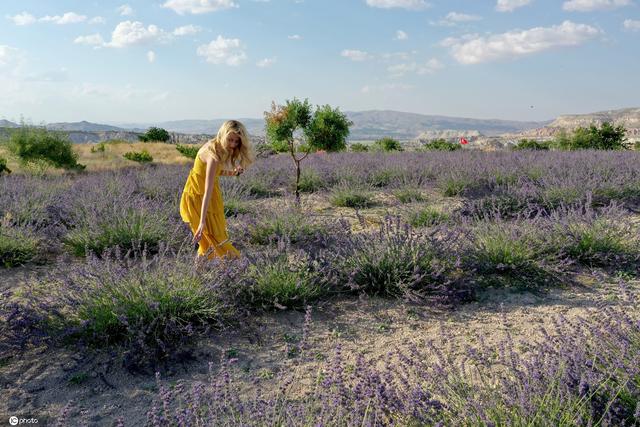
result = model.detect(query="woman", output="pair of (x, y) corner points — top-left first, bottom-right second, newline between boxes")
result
(179, 120), (255, 263)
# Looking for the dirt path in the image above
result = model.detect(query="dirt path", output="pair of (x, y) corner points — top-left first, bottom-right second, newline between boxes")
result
(1, 266), (634, 426)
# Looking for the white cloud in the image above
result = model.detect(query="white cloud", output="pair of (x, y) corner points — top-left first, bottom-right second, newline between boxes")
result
(288, 34), (302, 40)
(496, 0), (533, 12)
(365, 0), (430, 10)
(162, 0), (238, 15)
(196, 35), (247, 65)
(147, 51), (156, 63)
(394, 30), (408, 40)
(562, 0), (632, 11)
(89, 16), (106, 24)
(256, 57), (276, 67)
(380, 50), (417, 60)
(444, 20), (602, 64)
(431, 11), (482, 26)
(173, 24), (202, 35)
(74, 34), (106, 47)
(8, 11), (90, 25)
(117, 4), (134, 16)
(105, 21), (167, 48)
(341, 49), (374, 61)
(388, 58), (443, 76)
(40, 12), (87, 24)
(624, 19), (640, 30)
(7, 12), (37, 26)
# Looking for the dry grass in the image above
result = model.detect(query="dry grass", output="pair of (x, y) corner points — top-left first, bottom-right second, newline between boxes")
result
(0, 142), (200, 174)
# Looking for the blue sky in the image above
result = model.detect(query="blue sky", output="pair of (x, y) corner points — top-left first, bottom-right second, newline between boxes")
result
(1, 0), (639, 123)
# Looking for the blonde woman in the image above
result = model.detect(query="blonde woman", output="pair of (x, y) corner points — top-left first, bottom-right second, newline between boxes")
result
(180, 120), (255, 262)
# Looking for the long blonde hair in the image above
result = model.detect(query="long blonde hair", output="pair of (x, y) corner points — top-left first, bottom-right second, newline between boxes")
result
(207, 120), (255, 169)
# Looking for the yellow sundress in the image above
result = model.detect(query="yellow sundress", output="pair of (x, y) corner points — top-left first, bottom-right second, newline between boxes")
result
(179, 154), (241, 260)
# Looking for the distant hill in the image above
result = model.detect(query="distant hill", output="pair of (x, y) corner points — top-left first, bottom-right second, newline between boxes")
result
(46, 121), (125, 132)
(111, 111), (549, 140)
(513, 107), (640, 141)
(0, 119), (18, 128)
(344, 110), (549, 139)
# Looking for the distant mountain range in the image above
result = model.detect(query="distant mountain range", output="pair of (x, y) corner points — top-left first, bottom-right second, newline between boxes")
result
(1, 108), (638, 143)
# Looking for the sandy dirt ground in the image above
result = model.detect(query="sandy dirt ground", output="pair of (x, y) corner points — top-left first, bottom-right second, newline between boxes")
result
(1, 260), (635, 426)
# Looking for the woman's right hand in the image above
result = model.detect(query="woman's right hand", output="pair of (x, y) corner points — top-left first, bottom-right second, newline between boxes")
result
(192, 222), (205, 245)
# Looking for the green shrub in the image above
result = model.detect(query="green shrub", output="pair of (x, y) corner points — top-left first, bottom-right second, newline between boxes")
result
(394, 188), (425, 204)
(330, 188), (374, 208)
(0, 226), (41, 267)
(223, 198), (251, 217)
(123, 150), (153, 163)
(244, 254), (324, 309)
(63, 207), (171, 256)
(373, 137), (403, 152)
(551, 122), (629, 150)
(296, 169), (325, 193)
(7, 125), (85, 171)
(556, 217), (639, 268)
(90, 142), (106, 153)
(422, 138), (461, 151)
(0, 157), (11, 175)
(244, 207), (326, 245)
(439, 177), (471, 197)
(512, 139), (550, 150)
(408, 207), (449, 227)
(349, 143), (369, 152)
(175, 144), (199, 159)
(469, 222), (559, 289)
(138, 127), (170, 142)
(368, 169), (400, 188)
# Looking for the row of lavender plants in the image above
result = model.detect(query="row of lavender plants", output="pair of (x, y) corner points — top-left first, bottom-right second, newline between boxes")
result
(2, 201), (638, 370)
(54, 282), (638, 426)
(1, 151), (639, 267)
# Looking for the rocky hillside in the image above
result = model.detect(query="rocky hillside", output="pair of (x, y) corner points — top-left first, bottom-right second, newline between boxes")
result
(515, 108), (640, 141)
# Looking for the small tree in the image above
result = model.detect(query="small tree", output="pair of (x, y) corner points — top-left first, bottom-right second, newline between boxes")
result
(7, 124), (85, 171)
(373, 137), (403, 152)
(0, 157), (11, 175)
(139, 127), (170, 142)
(265, 98), (352, 203)
(552, 122), (628, 150)
(422, 138), (461, 151)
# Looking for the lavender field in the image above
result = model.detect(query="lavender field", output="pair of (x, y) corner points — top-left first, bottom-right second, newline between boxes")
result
(1, 150), (640, 426)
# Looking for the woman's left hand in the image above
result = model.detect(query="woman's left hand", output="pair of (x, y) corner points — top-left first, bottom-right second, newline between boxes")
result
(233, 166), (244, 176)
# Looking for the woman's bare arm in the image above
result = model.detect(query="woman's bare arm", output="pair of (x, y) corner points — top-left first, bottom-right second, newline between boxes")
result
(199, 158), (218, 224)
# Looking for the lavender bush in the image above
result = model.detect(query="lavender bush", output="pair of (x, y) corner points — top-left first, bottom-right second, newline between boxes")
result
(137, 282), (639, 426)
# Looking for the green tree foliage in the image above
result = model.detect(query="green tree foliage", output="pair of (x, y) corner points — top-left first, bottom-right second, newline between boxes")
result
(6, 125), (85, 171)
(422, 138), (461, 151)
(265, 97), (352, 203)
(0, 157), (11, 175)
(373, 137), (403, 152)
(512, 139), (550, 150)
(175, 144), (199, 159)
(552, 122), (628, 150)
(350, 142), (369, 152)
(304, 104), (352, 152)
(123, 150), (153, 163)
(139, 127), (170, 142)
